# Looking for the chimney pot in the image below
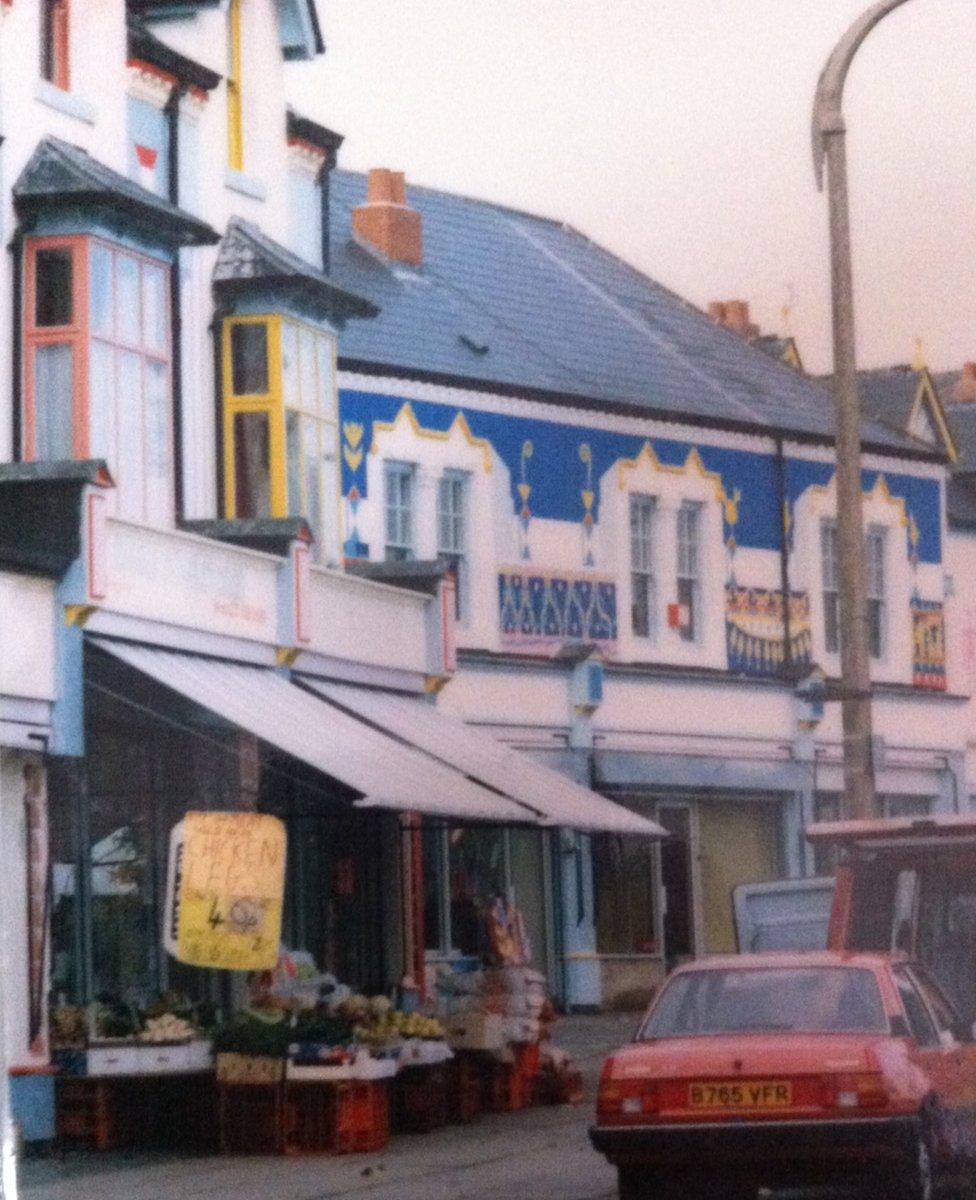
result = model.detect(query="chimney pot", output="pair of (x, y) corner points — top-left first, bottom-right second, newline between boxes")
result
(955, 362), (976, 403)
(708, 301), (727, 324)
(353, 168), (422, 267)
(725, 300), (751, 333)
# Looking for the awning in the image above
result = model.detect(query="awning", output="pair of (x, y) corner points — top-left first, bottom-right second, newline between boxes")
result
(92, 640), (529, 823)
(299, 678), (663, 837)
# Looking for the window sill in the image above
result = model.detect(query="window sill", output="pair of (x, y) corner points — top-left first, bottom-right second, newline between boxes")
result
(35, 80), (96, 125)
(224, 168), (267, 202)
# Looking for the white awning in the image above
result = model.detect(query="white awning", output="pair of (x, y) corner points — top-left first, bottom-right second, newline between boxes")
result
(92, 639), (530, 824)
(299, 678), (663, 837)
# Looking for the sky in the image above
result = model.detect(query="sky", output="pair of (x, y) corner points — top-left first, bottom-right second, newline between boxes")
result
(287, 1), (976, 376)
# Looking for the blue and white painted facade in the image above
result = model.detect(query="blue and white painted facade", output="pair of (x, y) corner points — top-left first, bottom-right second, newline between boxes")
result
(336, 359), (964, 1006)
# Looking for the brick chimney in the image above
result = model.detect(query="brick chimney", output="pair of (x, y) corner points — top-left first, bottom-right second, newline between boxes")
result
(953, 362), (976, 403)
(352, 169), (422, 267)
(708, 298), (760, 339)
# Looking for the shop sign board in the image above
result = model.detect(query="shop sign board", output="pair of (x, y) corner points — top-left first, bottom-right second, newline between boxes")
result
(164, 811), (286, 971)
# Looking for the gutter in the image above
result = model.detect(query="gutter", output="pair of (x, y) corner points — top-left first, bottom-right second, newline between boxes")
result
(337, 358), (945, 466)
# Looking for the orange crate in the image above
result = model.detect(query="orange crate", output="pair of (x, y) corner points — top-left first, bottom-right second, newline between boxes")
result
(485, 1062), (529, 1113)
(332, 1080), (390, 1154)
(514, 1042), (540, 1082)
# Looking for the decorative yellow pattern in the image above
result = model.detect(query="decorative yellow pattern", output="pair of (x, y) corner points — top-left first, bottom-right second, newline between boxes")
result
(369, 402), (493, 472)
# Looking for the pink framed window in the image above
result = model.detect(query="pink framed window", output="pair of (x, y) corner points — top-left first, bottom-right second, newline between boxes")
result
(41, 0), (70, 91)
(23, 235), (173, 526)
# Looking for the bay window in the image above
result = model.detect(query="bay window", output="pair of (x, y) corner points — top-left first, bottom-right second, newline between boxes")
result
(629, 493), (657, 638)
(24, 236), (173, 525)
(222, 314), (340, 563)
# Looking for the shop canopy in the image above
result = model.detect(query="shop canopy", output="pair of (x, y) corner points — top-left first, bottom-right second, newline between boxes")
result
(299, 677), (662, 837)
(92, 640), (661, 836)
(93, 640), (527, 823)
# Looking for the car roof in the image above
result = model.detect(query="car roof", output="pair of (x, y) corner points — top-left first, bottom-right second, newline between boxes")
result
(669, 951), (904, 975)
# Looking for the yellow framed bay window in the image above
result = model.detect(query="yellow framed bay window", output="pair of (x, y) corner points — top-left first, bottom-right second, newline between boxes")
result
(222, 314), (341, 563)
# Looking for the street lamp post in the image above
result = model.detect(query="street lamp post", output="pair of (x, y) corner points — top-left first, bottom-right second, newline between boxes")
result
(812, 0), (914, 821)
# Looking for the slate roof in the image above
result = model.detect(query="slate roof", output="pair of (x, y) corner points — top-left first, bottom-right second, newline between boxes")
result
(127, 0), (324, 56)
(213, 217), (377, 323)
(850, 365), (921, 436)
(14, 137), (218, 247)
(327, 171), (930, 457)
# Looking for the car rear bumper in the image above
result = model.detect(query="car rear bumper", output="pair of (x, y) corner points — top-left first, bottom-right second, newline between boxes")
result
(589, 1113), (919, 1174)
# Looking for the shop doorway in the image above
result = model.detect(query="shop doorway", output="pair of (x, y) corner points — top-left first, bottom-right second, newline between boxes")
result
(657, 804), (696, 969)
(698, 799), (782, 954)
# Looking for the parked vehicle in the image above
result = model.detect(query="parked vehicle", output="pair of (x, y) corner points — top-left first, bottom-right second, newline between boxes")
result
(590, 951), (976, 1200)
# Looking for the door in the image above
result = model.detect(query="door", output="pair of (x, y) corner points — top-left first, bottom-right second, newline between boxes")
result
(698, 800), (781, 955)
(657, 804), (696, 967)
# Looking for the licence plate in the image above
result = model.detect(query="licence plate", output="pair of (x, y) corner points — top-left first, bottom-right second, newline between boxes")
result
(688, 1080), (792, 1109)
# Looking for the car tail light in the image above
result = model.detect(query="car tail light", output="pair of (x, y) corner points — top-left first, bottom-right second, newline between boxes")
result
(597, 1059), (660, 1123)
(826, 1072), (889, 1111)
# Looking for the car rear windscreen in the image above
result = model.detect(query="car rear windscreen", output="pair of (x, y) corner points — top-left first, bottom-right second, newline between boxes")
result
(640, 966), (887, 1039)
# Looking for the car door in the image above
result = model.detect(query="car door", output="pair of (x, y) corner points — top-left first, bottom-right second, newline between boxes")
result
(893, 964), (968, 1165)
(909, 963), (976, 1166)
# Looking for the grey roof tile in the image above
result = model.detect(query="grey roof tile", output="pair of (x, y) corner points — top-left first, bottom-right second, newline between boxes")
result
(328, 171), (928, 455)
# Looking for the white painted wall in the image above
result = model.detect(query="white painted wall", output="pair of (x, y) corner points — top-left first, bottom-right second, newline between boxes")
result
(0, 574), (56, 703)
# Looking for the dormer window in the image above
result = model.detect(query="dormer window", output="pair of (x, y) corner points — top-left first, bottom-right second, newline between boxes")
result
(41, 0), (70, 91)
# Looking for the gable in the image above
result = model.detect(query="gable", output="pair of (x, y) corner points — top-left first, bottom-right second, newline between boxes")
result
(909, 374), (958, 463)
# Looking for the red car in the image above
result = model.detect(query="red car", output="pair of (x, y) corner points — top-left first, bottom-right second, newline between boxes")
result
(590, 952), (976, 1200)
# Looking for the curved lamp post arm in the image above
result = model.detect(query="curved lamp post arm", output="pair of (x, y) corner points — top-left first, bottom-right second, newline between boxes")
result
(813, 0), (914, 189)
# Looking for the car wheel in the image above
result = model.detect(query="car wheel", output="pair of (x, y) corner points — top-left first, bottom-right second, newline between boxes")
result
(900, 1131), (935, 1200)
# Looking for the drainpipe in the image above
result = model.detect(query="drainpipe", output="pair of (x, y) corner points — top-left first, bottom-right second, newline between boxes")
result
(774, 437), (793, 675)
(165, 84), (186, 523)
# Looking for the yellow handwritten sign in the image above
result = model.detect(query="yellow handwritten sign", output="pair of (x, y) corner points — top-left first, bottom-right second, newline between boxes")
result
(164, 811), (286, 971)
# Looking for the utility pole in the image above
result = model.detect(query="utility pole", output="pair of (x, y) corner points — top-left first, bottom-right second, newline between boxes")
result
(812, 0), (914, 820)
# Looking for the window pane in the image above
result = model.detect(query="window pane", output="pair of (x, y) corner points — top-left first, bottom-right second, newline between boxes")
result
(234, 411), (271, 518)
(230, 323), (269, 395)
(422, 827), (446, 953)
(89, 244), (113, 337)
(320, 444), (341, 567)
(115, 254), (141, 346)
(116, 351), (144, 520)
(678, 575), (696, 642)
(299, 328), (316, 411)
(34, 343), (74, 459)
(316, 336), (336, 419)
(449, 827), (505, 957)
(595, 835), (656, 954)
(632, 573), (651, 638)
(144, 359), (171, 526)
(35, 248), (73, 327)
(303, 416), (322, 546)
(285, 409), (302, 516)
(142, 264), (168, 354)
(281, 322), (299, 408)
(89, 341), (115, 464)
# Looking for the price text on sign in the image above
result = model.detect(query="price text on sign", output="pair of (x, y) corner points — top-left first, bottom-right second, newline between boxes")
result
(169, 811), (286, 970)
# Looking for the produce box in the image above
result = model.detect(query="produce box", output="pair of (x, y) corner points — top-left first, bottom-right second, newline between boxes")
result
(216, 1053), (284, 1086)
(444, 1013), (505, 1052)
(394, 1064), (450, 1134)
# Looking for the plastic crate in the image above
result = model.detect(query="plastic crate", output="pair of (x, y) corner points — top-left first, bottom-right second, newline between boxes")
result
(448, 1053), (482, 1125)
(394, 1064), (450, 1133)
(218, 1083), (283, 1155)
(332, 1080), (390, 1154)
(484, 1062), (529, 1113)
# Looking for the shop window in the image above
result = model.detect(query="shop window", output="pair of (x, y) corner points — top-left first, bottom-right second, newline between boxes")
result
(676, 501), (702, 641)
(24, 236), (173, 524)
(41, 0), (70, 91)
(384, 461), (415, 562)
(630, 493), (657, 639)
(448, 826), (505, 958)
(226, 0), (244, 171)
(222, 315), (340, 563)
(594, 834), (657, 955)
(437, 470), (468, 620)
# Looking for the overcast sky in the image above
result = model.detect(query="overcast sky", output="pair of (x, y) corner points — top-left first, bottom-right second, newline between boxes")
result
(287, 1), (976, 376)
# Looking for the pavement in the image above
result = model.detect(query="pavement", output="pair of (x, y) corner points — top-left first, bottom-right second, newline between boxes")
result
(20, 1013), (638, 1200)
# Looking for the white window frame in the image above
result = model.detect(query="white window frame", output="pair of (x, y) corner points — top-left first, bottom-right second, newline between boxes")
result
(676, 501), (703, 643)
(629, 493), (657, 639)
(821, 519), (840, 655)
(437, 469), (469, 621)
(384, 460), (415, 561)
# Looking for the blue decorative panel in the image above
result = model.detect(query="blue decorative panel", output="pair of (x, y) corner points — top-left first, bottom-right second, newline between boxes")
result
(725, 586), (812, 678)
(499, 570), (617, 651)
(339, 388), (943, 564)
